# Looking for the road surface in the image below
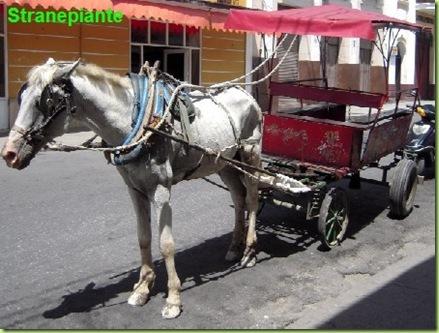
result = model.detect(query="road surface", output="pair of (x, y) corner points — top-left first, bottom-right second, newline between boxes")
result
(0, 133), (435, 329)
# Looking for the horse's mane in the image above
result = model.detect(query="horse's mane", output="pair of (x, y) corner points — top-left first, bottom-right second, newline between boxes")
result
(27, 59), (130, 89)
(75, 63), (130, 89)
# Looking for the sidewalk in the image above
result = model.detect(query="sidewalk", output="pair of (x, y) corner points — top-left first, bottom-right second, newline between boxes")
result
(286, 247), (435, 329)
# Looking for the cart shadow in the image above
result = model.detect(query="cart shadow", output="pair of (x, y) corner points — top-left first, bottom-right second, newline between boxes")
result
(256, 200), (319, 258)
(256, 178), (391, 253)
(342, 179), (391, 238)
(42, 215), (319, 320)
(42, 180), (390, 320)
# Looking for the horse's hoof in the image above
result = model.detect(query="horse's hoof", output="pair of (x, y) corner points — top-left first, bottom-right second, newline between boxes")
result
(225, 250), (240, 262)
(161, 303), (182, 319)
(240, 255), (256, 268)
(128, 292), (149, 306)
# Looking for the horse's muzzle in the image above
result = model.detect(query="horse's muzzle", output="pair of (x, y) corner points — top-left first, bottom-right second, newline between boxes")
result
(2, 142), (22, 169)
(1, 137), (36, 170)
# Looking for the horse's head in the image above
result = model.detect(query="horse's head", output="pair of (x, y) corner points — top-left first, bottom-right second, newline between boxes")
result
(1, 58), (80, 169)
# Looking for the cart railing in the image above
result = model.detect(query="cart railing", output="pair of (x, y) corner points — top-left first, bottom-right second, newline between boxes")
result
(269, 81), (389, 109)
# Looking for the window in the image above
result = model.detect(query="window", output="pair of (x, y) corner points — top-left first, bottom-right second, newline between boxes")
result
(326, 37), (340, 66)
(186, 26), (200, 47)
(150, 21), (166, 45)
(130, 19), (200, 84)
(360, 40), (372, 64)
(168, 23), (183, 46)
(0, 3), (5, 98)
(131, 20), (148, 43)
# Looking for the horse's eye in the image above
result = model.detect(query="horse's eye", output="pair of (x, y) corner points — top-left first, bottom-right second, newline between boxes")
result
(46, 98), (54, 108)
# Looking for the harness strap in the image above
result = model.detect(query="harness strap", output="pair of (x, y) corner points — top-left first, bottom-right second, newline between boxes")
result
(121, 74), (148, 145)
(128, 73), (141, 126)
(208, 92), (239, 143)
(112, 67), (158, 166)
(11, 125), (27, 136)
(177, 97), (194, 143)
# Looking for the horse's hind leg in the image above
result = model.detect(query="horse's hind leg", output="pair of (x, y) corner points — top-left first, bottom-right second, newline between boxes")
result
(127, 187), (156, 306)
(240, 144), (261, 268)
(219, 167), (246, 262)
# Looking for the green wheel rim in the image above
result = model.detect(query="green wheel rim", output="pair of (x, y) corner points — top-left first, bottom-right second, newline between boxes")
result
(318, 187), (349, 249)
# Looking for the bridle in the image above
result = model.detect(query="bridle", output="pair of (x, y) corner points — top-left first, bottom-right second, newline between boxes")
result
(14, 61), (80, 143)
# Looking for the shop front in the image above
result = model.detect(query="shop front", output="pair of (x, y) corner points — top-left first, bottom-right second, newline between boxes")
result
(0, 0), (247, 131)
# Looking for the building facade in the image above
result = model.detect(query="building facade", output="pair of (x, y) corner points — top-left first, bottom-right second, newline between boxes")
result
(275, 0), (434, 97)
(0, 0), (248, 132)
(0, 0), (434, 131)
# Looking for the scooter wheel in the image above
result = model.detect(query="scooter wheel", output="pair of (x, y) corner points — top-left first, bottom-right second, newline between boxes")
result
(416, 157), (426, 176)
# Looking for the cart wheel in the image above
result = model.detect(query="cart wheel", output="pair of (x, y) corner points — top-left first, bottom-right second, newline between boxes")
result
(318, 187), (349, 250)
(389, 159), (418, 218)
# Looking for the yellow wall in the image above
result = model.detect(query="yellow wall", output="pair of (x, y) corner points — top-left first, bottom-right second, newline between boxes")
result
(7, 9), (246, 95)
(201, 29), (246, 85)
(7, 12), (129, 97)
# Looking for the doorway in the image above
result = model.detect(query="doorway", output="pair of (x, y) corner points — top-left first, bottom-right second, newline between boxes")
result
(132, 46), (198, 84)
(164, 49), (189, 82)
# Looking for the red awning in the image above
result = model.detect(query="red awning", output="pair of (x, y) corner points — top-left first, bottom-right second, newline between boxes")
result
(3, 0), (230, 30)
(225, 4), (428, 40)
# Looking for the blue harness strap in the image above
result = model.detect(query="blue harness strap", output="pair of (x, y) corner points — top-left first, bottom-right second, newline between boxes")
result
(154, 80), (165, 118)
(113, 74), (195, 166)
(113, 73), (149, 165)
(122, 73), (149, 145)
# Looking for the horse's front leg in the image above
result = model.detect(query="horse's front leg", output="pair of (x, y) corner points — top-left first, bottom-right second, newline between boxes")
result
(152, 184), (182, 319)
(127, 187), (156, 306)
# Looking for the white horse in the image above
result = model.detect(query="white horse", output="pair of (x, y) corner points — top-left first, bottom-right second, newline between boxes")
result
(1, 59), (262, 319)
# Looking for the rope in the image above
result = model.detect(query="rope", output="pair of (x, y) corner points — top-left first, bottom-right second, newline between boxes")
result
(210, 34), (298, 88)
(47, 33), (298, 155)
(43, 33), (311, 195)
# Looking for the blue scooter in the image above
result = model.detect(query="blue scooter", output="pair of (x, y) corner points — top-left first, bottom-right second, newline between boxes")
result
(405, 103), (435, 176)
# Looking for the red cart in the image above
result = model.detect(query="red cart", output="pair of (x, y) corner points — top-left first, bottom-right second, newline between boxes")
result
(225, 4), (430, 249)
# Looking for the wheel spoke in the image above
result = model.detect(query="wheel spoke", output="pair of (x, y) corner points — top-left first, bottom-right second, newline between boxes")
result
(335, 218), (343, 229)
(326, 220), (335, 241)
(326, 216), (337, 225)
(319, 188), (348, 247)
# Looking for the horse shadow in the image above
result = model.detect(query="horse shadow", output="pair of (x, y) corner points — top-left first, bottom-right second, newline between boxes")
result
(43, 178), (390, 319)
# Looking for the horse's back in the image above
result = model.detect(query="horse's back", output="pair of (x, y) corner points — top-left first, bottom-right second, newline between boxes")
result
(189, 86), (261, 150)
(169, 86), (261, 181)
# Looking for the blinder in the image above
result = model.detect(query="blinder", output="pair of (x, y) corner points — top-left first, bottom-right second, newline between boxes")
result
(38, 83), (61, 118)
(17, 82), (29, 107)
(18, 77), (76, 142)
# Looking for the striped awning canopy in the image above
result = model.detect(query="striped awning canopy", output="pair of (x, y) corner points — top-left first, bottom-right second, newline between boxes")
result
(3, 0), (230, 29)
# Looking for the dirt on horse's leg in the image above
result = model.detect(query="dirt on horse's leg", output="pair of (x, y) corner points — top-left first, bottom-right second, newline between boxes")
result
(127, 188), (156, 306)
(219, 167), (246, 262)
(153, 184), (182, 319)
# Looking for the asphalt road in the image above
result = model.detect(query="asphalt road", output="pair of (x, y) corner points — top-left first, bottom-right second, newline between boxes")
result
(0, 142), (435, 329)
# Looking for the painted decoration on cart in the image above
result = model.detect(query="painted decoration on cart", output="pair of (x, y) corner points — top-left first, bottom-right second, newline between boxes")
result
(262, 114), (363, 169)
(317, 131), (345, 164)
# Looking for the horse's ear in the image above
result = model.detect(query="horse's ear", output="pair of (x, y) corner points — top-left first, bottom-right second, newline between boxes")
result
(46, 58), (56, 65)
(55, 58), (81, 80)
